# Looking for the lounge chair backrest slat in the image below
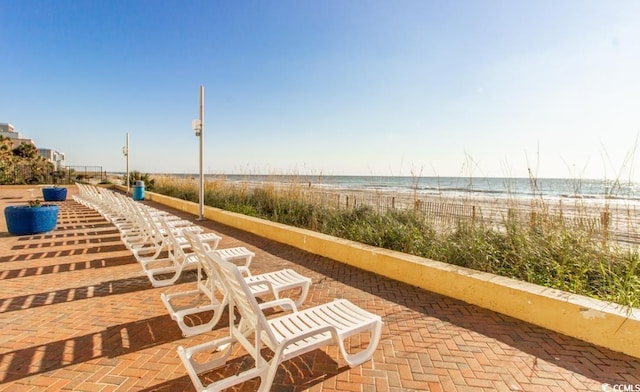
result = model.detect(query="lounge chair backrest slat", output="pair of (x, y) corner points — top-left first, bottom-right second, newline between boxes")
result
(184, 230), (224, 293)
(209, 251), (277, 345)
(184, 230), (211, 274)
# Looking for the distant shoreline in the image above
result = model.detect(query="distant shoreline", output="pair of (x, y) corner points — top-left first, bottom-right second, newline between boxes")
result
(144, 173), (640, 204)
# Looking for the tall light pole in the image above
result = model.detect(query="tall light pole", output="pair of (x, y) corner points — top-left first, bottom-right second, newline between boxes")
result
(192, 86), (204, 220)
(122, 132), (130, 194)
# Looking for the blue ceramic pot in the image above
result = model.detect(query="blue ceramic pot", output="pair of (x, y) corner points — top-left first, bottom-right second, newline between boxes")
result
(42, 187), (67, 201)
(4, 205), (60, 235)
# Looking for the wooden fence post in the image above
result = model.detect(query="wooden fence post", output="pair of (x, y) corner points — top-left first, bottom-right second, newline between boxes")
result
(601, 210), (610, 242)
(530, 211), (537, 226)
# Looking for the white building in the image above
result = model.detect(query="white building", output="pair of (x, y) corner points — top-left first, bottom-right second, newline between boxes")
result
(0, 123), (35, 146)
(1, 122), (65, 169)
(37, 148), (66, 170)
(0, 122), (14, 134)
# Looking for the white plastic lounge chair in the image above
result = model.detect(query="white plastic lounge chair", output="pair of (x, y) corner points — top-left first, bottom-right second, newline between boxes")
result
(162, 230), (311, 337)
(177, 251), (382, 392)
(160, 229), (255, 336)
(125, 202), (202, 264)
(141, 218), (252, 288)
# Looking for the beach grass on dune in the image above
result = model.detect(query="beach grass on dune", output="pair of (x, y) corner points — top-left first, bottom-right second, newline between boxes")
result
(151, 175), (640, 309)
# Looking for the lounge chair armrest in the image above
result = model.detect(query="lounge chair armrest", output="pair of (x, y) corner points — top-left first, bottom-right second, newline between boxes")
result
(246, 278), (273, 289)
(258, 298), (298, 313)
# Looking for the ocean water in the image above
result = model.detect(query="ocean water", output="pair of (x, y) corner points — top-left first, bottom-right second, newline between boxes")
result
(211, 175), (640, 203)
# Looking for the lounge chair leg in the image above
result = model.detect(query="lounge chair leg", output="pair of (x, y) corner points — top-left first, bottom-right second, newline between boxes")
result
(338, 320), (383, 367)
(293, 283), (310, 307)
(178, 337), (270, 392)
(147, 271), (180, 287)
(177, 336), (235, 375)
(161, 291), (226, 337)
(257, 347), (287, 392)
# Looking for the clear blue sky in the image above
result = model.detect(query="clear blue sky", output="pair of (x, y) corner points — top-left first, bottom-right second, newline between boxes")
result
(2, 0), (640, 181)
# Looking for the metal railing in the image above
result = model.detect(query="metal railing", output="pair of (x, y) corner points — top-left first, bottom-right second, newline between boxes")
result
(0, 165), (106, 185)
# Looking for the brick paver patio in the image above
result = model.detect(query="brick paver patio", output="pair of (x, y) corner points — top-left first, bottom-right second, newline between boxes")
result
(1, 187), (639, 391)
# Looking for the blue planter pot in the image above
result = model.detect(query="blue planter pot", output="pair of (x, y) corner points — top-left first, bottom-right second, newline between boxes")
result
(4, 205), (60, 235)
(42, 187), (67, 201)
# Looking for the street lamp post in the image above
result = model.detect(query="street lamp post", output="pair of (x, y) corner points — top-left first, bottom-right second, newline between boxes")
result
(122, 132), (129, 194)
(192, 86), (204, 220)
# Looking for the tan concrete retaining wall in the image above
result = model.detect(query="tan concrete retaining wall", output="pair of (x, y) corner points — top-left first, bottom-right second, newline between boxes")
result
(139, 188), (640, 359)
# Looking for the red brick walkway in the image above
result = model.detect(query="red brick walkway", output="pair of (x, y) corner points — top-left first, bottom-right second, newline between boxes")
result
(1, 187), (639, 391)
